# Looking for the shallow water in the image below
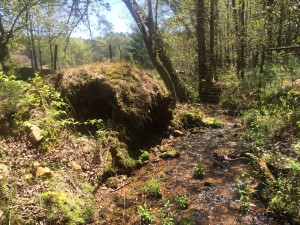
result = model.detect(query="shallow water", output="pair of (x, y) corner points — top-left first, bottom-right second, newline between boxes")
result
(93, 115), (281, 225)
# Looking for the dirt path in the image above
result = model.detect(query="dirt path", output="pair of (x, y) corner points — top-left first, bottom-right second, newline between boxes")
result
(92, 115), (280, 225)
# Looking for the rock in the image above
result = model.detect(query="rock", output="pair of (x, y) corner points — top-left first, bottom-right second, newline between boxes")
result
(24, 174), (33, 180)
(69, 161), (82, 171)
(36, 167), (54, 178)
(29, 161), (41, 168)
(233, 123), (241, 128)
(160, 149), (180, 159)
(106, 177), (119, 189)
(0, 163), (9, 179)
(190, 128), (204, 134)
(27, 124), (43, 144)
(172, 129), (185, 137)
(203, 181), (216, 187)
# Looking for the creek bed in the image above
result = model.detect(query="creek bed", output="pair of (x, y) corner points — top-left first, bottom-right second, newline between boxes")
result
(93, 115), (281, 224)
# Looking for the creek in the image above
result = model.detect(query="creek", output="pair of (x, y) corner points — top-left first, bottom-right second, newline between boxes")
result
(93, 115), (281, 225)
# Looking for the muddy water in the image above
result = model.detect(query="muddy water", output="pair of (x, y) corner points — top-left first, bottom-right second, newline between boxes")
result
(93, 116), (280, 225)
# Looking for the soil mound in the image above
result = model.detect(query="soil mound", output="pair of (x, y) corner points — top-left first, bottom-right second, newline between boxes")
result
(57, 62), (172, 143)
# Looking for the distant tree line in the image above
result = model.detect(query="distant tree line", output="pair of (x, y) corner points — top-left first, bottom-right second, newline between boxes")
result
(1, 0), (299, 103)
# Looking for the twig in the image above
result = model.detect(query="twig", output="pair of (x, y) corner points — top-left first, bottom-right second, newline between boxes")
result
(110, 182), (131, 192)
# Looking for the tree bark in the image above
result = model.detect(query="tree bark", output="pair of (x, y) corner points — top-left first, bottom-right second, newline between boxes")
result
(209, 0), (216, 80)
(122, 0), (189, 103)
(240, 0), (245, 79)
(0, 38), (15, 73)
(29, 15), (38, 69)
(0, 20), (15, 73)
(197, 0), (210, 88)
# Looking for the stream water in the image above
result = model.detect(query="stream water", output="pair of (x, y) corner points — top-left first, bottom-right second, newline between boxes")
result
(93, 115), (281, 225)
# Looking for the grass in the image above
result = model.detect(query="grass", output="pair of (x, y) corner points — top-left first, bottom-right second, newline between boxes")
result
(194, 160), (205, 179)
(142, 178), (162, 199)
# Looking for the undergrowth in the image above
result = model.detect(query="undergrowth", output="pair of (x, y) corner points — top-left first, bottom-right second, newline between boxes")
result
(0, 72), (105, 151)
(221, 60), (300, 223)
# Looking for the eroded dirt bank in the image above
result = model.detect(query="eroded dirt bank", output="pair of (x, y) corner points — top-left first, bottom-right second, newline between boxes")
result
(92, 114), (281, 225)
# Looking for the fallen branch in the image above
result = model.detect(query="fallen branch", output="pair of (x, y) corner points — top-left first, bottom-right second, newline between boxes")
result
(266, 46), (300, 51)
(110, 182), (131, 192)
(254, 157), (276, 183)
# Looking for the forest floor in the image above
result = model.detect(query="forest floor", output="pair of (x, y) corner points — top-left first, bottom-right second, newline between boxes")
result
(92, 107), (282, 225)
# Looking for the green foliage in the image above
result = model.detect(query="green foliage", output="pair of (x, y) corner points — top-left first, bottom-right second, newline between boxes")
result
(0, 72), (107, 150)
(175, 195), (189, 209)
(0, 73), (28, 135)
(236, 171), (256, 210)
(194, 160), (205, 179)
(137, 204), (154, 224)
(202, 117), (223, 128)
(179, 216), (191, 225)
(0, 180), (18, 224)
(41, 191), (93, 225)
(172, 105), (204, 129)
(126, 28), (153, 69)
(142, 178), (162, 199)
(220, 71), (258, 110)
(268, 175), (300, 224)
(235, 60), (300, 223)
(159, 200), (174, 225)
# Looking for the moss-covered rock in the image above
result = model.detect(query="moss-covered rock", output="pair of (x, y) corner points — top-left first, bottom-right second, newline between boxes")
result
(160, 149), (180, 159)
(105, 177), (119, 189)
(202, 117), (223, 128)
(41, 190), (93, 225)
(57, 63), (172, 143)
(172, 104), (205, 129)
(97, 132), (139, 181)
(172, 104), (223, 130)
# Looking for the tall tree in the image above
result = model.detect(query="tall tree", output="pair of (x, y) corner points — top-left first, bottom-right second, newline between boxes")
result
(0, 0), (110, 72)
(209, 0), (216, 80)
(122, 0), (189, 103)
(0, 0), (40, 72)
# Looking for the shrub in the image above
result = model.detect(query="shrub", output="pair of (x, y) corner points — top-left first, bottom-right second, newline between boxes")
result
(175, 195), (189, 209)
(137, 204), (154, 224)
(194, 160), (205, 179)
(142, 178), (162, 199)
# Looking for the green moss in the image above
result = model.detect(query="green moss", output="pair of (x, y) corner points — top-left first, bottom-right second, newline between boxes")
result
(141, 178), (162, 199)
(179, 216), (191, 225)
(138, 150), (150, 162)
(202, 117), (223, 128)
(100, 133), (138, 176)
(41, 191), (93, 225)
(106, 177), (119, 189)
(161, 149), (180, 159)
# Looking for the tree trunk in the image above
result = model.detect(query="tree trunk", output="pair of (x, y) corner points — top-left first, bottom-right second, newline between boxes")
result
(37, 25), (43, 70)
(0, 17), (15, 73)
(197, 0), (220, 103)
(240, 0), (245, 79)
(197, 0), (209, 87)
(122, 0), (189, 103)
(209, 0), (216, 80)
(29, 15), (38, 69)
(0, 39), (15, 73)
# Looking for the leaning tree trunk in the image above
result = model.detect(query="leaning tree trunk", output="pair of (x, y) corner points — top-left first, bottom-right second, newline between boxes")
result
(0, 38), (15, 73)
(0, 17), (15, 73)
(122, 0), (189, 104)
